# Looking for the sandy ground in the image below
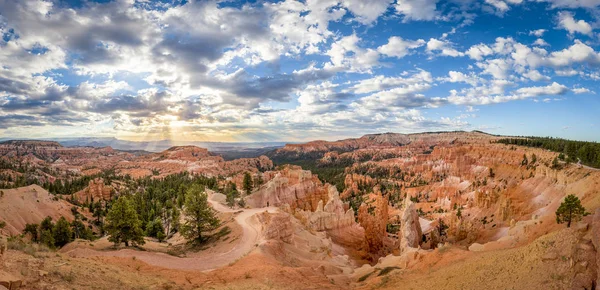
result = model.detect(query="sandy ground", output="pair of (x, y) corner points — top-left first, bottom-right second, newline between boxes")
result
(63, 191), (279, 272)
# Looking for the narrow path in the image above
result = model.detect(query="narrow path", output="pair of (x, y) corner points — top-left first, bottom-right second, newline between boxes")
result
(64, 192), (278, 272)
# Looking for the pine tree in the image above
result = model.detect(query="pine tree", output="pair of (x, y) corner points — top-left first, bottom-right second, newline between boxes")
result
(105, 197), (145, 247)
(145, 219), (166, 242)
(23, 223), (39, 243)
(556, 194), (587, 228)
(180, 184), (219, 243)
(243, 172), (253, 194)
(53, 216), (73, 247)
(40, 229), (55, 248)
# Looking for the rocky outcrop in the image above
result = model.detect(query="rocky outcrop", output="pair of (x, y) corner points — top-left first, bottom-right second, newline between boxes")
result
(400, 199), (423, 252)
(150, 146), (211, 161)
(246, 166), (329, 211)
(258, 212), (294, 243)
(474, 189), (499, 209)
(296, 185), (355, 231)
(224, 155), (273, 173)
(74, 178), (113, 203)
(592, 209), (600, 285)
(358, 194), (389, 258)
(447, 214), (478, 244)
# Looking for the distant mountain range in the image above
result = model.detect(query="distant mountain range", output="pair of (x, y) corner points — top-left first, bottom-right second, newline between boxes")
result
(0, 137), (288, 157)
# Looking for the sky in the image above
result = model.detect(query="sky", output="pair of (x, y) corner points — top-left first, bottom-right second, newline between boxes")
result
(0, 0), (599, 143)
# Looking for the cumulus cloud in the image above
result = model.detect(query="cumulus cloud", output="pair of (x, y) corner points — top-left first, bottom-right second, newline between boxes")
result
(326, 34), (380, 72)
(533, 39), (550, 46)
(546, 40), (600, 67)
(426, 38), (465, 57)
(536, 0), (600, 9)
(395, 0), (439, 21)
(572, 87), (595, 94)
(557, 11), (593, 35)
(378, 36), (426, 58)
(438, 71), (480, 86)
(347, 70), (433, 94)
(342, 0), (393, 24)
(529, 29), (547, 37)
(515, 82), (568, 97)
(445, 82), (568, 106)
(522, 70), (551, 81)
(466, 43), (494, 60)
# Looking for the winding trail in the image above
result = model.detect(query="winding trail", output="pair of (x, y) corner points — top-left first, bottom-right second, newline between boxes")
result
(63, 192), (278, 272)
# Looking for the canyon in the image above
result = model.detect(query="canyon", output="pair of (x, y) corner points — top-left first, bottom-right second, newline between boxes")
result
(0, 131), (599, 289)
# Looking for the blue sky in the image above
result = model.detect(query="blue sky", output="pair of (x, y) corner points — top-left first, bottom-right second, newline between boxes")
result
(0, 0), (599, 142)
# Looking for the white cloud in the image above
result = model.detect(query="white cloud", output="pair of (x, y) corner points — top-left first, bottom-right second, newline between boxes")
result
(515, 82), (568, 97)
(555, 69), (580, 76)
(546, 40), (600, 67)
(395, 0), (439, 21)
(572, 87), (595, 94)
(484, 0), (523, 14)
(476, 58), (511, 79)
(485, 0), (510, 13)
(438, 71), (480, 86)
(377, 36), (426, 58)
(326, 34), (380, 72)
(557, 11), (593, 35)
(522, 70), (550, 81)
(342, 0), (393, 24)
(529, 29), (547, 37)
(347, 70), (433, 94)
(533, 39), (550, 46)
(466, 43), (494, 60)
(296, 81), (349, 114)
(536, 0), (600, 9)
(445, 82), (568, 106)
(353, 85), (439, 111)
(426, 38), (464, 57)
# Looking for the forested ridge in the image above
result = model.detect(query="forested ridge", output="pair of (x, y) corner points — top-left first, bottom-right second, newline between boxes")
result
(497, 137), (600, 168)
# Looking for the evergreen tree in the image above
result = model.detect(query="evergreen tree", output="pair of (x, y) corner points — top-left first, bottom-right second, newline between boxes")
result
(71, 219), (94, 240)
(40, 229), (55, 248)
(53, 216), (73, 247)
(556, 194), (588, 228)
(180, 184), (219, 243)
(145, 219), (166, 242)
(23, 223), (39, 243)
(40, 216), (54, 232)
(92, 201), (104, 225)
(105, 197), (145, 247)
(243, 172), (253, 194)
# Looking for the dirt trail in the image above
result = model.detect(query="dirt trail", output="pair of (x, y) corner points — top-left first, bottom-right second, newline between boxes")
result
(64, 192), (278, 272)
